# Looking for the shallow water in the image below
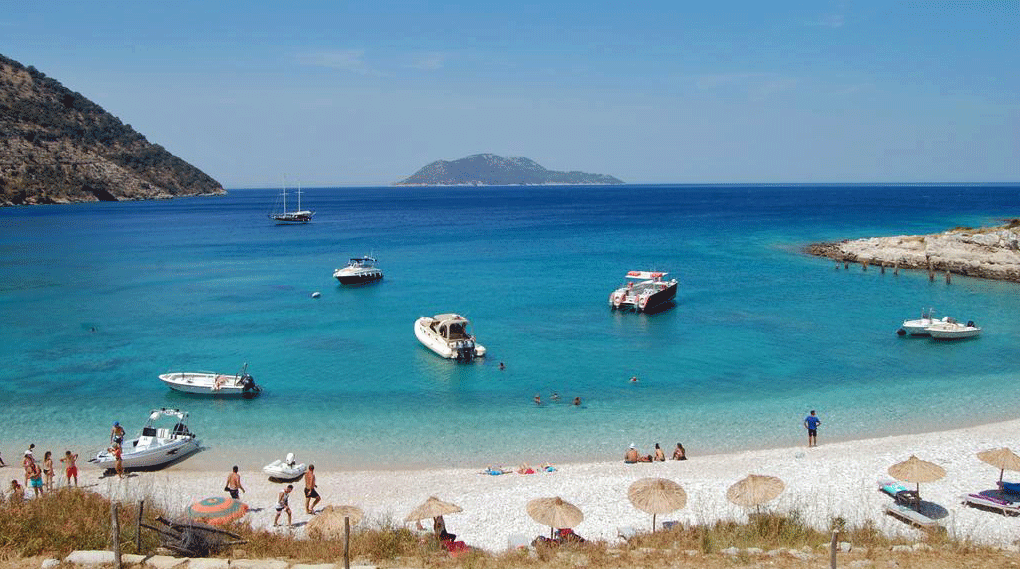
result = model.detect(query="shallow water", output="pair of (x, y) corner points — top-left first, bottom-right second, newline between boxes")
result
(1, 184), (1018, 470)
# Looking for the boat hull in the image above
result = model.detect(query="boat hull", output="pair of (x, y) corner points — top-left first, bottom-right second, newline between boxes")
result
(159, 372), (261, 398)
(928, 327), (981, 340)
(335, 272), (383, 285)
(609, 281), (678, 312)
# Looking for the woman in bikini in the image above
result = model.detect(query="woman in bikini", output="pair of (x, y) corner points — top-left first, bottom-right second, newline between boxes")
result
(61, 450), (79, 487)
(43, 451), (55, 491)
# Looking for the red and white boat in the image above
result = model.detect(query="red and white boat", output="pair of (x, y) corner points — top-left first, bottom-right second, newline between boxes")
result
(608, 271), (678, 312)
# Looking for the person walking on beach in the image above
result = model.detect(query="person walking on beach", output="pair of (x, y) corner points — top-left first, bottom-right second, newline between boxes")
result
(225, 465), (245, 499)
(61, 450), (78, 487)
(274, 485), (293, 526)
(804, 410), (821, 447)
(304, 464), (320, 514)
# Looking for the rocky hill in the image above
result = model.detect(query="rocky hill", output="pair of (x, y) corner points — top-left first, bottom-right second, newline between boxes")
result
(807, 219), (1020, 282)
(395, 153), (623, 185)
(0, 53), (225, 206)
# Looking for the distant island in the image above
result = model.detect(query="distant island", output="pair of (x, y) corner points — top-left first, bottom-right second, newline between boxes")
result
(395, 153), (624, 186)
(0, 53), (225, 206)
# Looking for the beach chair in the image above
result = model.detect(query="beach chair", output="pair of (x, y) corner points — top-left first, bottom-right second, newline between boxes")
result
(883, 503), (945, 530)
(878, 480), (920, 508)
(961, 491), (1020, 516)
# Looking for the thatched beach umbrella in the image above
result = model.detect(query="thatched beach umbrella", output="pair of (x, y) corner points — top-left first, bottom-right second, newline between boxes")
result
(527, 496), (583, 538)
(888, 455), (945, 499)
(307, 505), (364, 539)
(726, 474), (785, 508)
(404, 496), (462, 522)
(185, 496), (248, 526)
(627, 477), (687, 531)
(977, 448), (1020, 482)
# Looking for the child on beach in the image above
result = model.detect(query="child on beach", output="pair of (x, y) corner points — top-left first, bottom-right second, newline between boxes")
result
(8, 480), (23, 502)
(27, 459), (43, 497)
(43, 451), (54, 491)
(61, 451), (79, 487)
(274, 485), (293, 526)
(109, 443), (124, 478)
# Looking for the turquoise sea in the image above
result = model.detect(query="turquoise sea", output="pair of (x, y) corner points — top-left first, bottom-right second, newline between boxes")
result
(1, 184), (1018, 470)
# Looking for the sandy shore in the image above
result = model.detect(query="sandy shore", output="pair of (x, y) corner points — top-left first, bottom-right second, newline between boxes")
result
(41, 418), (1020, 553)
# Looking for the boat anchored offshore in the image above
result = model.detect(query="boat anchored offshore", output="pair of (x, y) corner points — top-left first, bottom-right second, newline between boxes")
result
(927, 318), (982, 340)
(608, 271), (678, 312)
(159, 363), (261, 398)
(333, 256), (383, 285)
(90, 408), (200, 471)
(269, 185), (314, 224)
(414, 313), (486, 361)
(898, 308), (942, 336)
(263, 452), (308, 481)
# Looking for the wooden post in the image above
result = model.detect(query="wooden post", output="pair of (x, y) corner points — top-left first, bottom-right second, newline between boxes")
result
(111, 502), (122, 569)
(829, 529), (838, 569)
(136, 500), (145, 554)
(344, 516), (350, 569)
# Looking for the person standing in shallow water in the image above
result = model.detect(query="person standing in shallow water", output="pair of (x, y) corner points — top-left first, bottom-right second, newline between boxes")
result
(804, 410), (821, 447)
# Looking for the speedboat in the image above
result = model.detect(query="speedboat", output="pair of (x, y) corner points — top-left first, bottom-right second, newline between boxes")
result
(927, 318), (981, 340)
(414, 313), (487, 361)
(262, 452), (307, 481)
(898, 308), (941, 336)
(159, 363), (261, 398)
(90, 408), (200, 471)
(608, 271), (678, 312)
(333, 256), (383, 285)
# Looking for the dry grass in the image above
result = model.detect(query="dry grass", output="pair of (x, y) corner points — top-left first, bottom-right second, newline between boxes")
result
(1, 493), (1016, 568)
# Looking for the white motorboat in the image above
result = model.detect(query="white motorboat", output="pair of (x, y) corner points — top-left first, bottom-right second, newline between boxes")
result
(414, 313), (487, 361)
(333, 256), (383, 285)
(269, 185), (314, 224)
(898, 308), (942, 336)
(90, 408), (200, 471)
(159, 363), (261, 398)
(608, 271), (678, 312)
(263, 452), (308, 481)
(927, 318), (982, 340)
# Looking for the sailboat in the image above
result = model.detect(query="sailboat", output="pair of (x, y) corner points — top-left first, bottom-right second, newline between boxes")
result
(269, 184), (314, 224)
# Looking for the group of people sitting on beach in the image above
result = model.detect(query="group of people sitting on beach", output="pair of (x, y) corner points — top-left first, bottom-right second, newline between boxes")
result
(483, 462), (556, 475)
(624, 442), (686, 463)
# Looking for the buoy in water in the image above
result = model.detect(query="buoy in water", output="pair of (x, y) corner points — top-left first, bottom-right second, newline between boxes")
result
(311, 291), (321, 298)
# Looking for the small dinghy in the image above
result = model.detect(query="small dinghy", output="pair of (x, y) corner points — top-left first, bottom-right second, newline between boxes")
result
(159, 363), (261, 398)
(263, 453), (307, 481)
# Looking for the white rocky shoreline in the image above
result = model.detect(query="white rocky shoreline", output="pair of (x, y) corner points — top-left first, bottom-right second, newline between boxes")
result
(806, 219), (1020, 283)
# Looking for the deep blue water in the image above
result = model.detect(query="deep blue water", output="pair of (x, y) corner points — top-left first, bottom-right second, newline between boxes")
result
(1, 184), (1018, 470)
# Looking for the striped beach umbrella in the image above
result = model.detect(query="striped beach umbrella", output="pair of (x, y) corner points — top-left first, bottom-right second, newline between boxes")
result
(185, 496), (249, 525)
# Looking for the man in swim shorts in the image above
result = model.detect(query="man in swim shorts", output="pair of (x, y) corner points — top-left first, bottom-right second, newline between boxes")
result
(274, 485), (293, 526)
(304, 464), (320, 514)
(803, 410), (821, 447)
(225, 465), (245, 499)
(61, 451), (79, 487)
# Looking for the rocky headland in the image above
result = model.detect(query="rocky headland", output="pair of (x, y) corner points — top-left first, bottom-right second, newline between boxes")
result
(396, 153), (623, 186)
(0, 53), (225, 206)
(806, 219), (1020, 283)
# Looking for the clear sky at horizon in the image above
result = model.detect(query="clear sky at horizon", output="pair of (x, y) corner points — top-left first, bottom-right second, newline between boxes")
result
(2, 1), (1018, 187)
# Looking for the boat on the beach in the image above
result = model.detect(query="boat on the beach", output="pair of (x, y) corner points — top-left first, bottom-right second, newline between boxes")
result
(333, 256), (383, 285)
(927, 318), (982, 340)
(262, 452), (308, 481)
(414, 313), (486, 361)
(269, 185), (314, 224)
(89, 408), (200, 471)
(898, 308), (942, 336)
(608, 271), (678, 312)
(159, 363), (261, 398)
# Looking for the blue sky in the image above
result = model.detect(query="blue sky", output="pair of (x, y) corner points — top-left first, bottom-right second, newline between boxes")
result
(2, 1), (1018, 186)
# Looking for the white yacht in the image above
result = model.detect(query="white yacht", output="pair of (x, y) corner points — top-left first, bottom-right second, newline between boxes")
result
(608, 271), (678, 312)
(414, 313), (487, 361)
(927, 318), (981, 340)
(898, 308), (941, 336)
(333, 256), (383, 285)
(90, 409), (200, 471)
(159, 363), (261, 398)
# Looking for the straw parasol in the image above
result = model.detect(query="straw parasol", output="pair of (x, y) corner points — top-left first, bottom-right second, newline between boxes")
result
(404, 496), (462, 522)
(627, 477), (687, 531)
(726, 474), (785, 508)
(977, 448), (1020, 482)
(888, 455), (946, 499)
(306, 505), (365, 539)
(527, 496), (583, 538)
(185, 496), (248, 526)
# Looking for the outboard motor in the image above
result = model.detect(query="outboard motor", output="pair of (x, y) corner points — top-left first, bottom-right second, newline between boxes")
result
(240, 373), (260, 398)
(967, 320), (975, 327)
(455, 340), (475, 362)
